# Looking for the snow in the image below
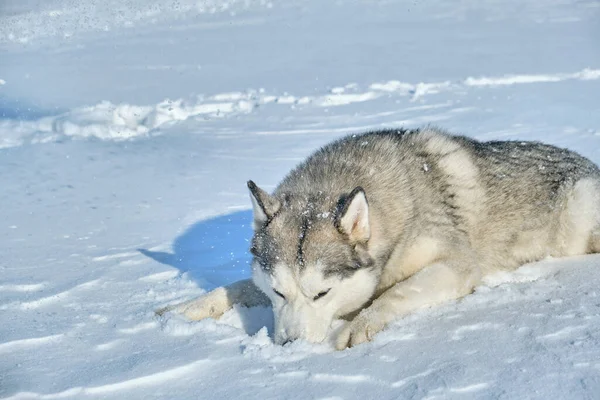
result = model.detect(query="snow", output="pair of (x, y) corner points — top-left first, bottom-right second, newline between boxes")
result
(1, 0), (600, 398)
(2, 67), (598, 149)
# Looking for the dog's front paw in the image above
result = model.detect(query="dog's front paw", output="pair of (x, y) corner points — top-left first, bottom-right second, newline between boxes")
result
(335, 312), (386, 350)
(156, 287), (230, 321)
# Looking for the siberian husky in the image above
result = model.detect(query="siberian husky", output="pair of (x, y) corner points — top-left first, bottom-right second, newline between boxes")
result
(157, 127), (600, 349)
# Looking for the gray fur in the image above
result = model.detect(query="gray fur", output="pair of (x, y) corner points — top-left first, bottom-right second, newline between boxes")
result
(252, 127), (600, 279)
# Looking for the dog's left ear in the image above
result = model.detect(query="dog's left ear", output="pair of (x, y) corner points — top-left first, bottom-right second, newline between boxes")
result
(247, 180), (281, 229)
(335, 186), (370, 243)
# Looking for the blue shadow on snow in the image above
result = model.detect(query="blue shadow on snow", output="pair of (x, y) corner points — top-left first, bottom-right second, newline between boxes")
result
(139, 210), (274, 336)
(0, 96), (63, 120)
(139, 210), (254, 291)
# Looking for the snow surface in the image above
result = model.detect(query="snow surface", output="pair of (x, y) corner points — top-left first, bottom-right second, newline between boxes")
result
(1, 0), (600, 398)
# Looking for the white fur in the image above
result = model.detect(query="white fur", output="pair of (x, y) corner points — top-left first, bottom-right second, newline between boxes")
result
(378, 236), (442, 291)
(339, 190), (370, 242)
(253, 262), (379, 344)
(249, 191), (267, 230)
(335, 262), (476, 349)
(555, 178), (600, 256)
(156, 277), (269, 321)
(432, 144), (484, 237)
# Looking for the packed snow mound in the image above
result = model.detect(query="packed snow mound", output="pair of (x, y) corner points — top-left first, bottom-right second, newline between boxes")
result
(2, 67), (598, 148)
(464, 68), (600, 87)
(0, 97), (255, 147)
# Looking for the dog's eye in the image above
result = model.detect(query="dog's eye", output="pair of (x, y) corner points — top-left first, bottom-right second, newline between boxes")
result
(313, 289), (331, 301)
(273, 289), (286, 300)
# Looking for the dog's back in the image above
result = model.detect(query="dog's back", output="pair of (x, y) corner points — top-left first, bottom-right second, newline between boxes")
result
(275, 128), (600, 277)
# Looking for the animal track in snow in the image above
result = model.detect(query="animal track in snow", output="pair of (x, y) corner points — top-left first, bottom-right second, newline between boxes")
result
(1, 67), (598, 148)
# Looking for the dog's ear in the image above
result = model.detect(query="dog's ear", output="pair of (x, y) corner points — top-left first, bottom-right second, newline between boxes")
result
(247, 180), (281, 229)
(335, 186), (370, 243)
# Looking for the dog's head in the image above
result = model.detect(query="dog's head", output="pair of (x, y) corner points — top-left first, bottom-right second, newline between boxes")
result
(247, 180), (379, 345)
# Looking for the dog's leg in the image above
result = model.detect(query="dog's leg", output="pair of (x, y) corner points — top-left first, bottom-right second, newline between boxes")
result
(336, 261), (480, 349)
(155, 279), (270, 320)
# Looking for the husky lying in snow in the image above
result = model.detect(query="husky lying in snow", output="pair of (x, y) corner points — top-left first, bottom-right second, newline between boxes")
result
(157, 127), (600, 349)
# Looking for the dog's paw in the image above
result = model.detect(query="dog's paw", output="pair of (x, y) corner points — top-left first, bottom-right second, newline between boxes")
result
(335, 312), (385, 350)
(156, 287), (230, 321)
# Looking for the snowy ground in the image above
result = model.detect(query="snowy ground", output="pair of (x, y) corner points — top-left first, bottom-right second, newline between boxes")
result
(1, 0), (600, 398)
